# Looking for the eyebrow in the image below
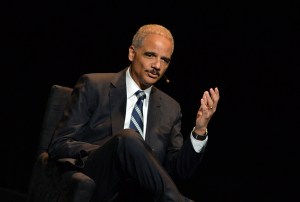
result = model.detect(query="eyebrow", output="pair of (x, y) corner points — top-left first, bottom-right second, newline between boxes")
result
(145, 51), (171, 62)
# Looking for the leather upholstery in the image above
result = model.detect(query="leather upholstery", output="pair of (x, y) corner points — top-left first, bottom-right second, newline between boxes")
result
(27, 85), (95, 202)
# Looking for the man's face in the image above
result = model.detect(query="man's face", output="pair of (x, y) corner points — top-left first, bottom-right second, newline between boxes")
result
(128, 34), (173, 89)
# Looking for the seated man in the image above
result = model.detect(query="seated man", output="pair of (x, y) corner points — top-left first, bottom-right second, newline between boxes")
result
(48, 23), (220, 202)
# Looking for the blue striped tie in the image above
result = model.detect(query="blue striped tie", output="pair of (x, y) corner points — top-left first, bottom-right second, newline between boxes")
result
(129, 90), (146, 135)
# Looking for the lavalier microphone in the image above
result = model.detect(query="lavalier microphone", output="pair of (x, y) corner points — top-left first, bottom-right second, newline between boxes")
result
(164, 75), (170, 83)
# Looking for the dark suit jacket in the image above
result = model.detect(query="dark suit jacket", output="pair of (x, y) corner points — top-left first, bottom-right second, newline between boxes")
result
(48, 67), (205, 179)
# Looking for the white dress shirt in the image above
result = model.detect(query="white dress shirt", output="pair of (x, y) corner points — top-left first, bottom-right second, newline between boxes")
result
(123, 68), (207, 153)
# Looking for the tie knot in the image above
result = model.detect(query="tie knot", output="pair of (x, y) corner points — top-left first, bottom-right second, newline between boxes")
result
(135, 90), (146, 100)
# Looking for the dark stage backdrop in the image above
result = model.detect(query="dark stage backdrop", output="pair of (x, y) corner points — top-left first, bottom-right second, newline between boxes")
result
(2, 1), (299, 202)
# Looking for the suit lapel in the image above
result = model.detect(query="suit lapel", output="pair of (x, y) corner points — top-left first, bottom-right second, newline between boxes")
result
(109, 69), (127, 134)
(108, 69), (163, 140)
(145, 87), (162, 143)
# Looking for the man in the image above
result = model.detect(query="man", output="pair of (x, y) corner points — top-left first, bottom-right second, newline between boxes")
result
(49, 24), (220, 202)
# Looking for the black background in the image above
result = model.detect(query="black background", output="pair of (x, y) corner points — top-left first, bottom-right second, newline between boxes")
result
(1, 1), (300, 202)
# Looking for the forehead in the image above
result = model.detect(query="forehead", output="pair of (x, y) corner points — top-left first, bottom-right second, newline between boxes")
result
(139, 34), (173, 56)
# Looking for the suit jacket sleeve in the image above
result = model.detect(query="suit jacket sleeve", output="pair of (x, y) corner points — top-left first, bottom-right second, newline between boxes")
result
(48, 74), (105, 159)
(161, 98), (207, 180)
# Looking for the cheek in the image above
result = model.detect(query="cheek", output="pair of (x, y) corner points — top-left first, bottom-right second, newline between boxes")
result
(137, 58), (150, 68)
(161, 66), (168, 72)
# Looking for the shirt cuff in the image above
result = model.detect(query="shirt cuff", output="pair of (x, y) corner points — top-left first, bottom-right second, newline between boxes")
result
(190, 133), (208, 153)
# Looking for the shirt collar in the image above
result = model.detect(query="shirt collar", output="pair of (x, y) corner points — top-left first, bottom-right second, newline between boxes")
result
(126, 67), (152, 99)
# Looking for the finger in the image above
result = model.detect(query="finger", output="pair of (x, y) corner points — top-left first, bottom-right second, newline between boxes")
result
(200, 98), (212, 119)
(201, 98), (209, 111)
(200, 91), (208, 106)
(205, 91), (214, 109)
(197, 108), (203, 118)
(209, 87), (220, 105)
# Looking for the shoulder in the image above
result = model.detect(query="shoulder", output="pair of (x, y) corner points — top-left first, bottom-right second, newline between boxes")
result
(152, 86), (181, 109)
(80, 73), (116, 83)
(77, 68), (127, 87)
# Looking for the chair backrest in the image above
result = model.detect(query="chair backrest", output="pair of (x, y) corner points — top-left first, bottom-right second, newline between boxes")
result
(37, 85), (73, 154)
(27, 85), (97, 202)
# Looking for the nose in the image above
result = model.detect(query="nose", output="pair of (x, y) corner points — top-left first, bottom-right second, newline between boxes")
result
(151, 59), (161, 70)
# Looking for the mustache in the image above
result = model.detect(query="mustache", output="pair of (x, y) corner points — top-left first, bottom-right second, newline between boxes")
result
(146, 69), (160, 76)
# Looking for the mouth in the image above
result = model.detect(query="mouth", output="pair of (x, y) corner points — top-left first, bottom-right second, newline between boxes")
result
(146, 69), (160, 78)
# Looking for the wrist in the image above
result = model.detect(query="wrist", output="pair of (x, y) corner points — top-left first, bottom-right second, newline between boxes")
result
(192, 127), (208, 141)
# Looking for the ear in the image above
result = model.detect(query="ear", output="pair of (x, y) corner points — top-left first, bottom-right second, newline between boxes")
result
(128, 46), (135, 62)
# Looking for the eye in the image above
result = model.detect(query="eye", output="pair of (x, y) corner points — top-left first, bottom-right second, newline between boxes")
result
(162, 57), (171, 64)
(144, 52), (155, 58)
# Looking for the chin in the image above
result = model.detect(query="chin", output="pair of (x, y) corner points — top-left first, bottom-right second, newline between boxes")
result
(141, 79), (155, 88)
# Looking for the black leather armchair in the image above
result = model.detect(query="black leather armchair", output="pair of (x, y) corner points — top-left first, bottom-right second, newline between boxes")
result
(27, 85), (95, 202)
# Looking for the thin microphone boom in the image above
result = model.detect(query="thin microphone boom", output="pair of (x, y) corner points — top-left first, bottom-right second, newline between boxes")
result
(164, 75), (170, 83)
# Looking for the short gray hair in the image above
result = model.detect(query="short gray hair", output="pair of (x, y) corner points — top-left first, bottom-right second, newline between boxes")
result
(132, 24), (174, 53)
